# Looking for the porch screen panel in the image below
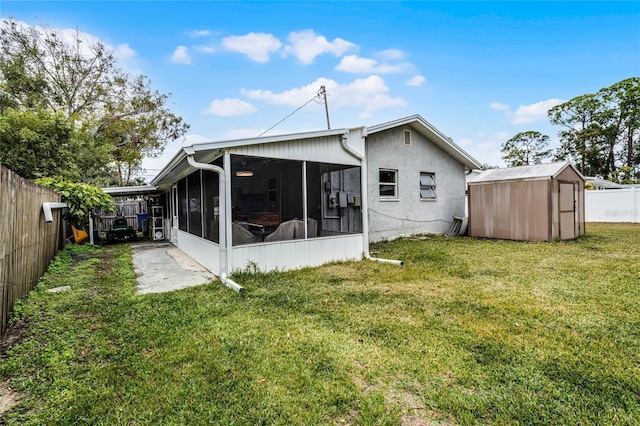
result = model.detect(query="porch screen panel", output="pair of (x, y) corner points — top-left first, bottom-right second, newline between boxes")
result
(231, 155), (303, 244)
(188, 171), (202, 237)
(178, 177), (188, 231)
(203, 169), (220, 243)
(308, 162), (362, 236)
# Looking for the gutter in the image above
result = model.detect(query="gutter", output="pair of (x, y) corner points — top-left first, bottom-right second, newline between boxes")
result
(43, 202), (67, 223)
(340, 130), (404, 266)
(184, 147), (243, 293)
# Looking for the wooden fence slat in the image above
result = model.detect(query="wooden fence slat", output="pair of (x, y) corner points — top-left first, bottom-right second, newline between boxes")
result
(0, 166), (62, 333)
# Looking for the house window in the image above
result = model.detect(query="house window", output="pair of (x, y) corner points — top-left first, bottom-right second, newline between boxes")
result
(379, 169), (398, 198)
(404, 130), (411, 146)
(420, 172), (436, 199)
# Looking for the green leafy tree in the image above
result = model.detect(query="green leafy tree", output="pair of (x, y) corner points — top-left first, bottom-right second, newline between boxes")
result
(0, 18), (189, 185)
(549, 78), (640, 181)
(501, 131), (552, 167)
(35, 177), (114, 230)
(548, 94), (603, 176)
(602, 78), (640, 179)
(0, 107), (80, 180)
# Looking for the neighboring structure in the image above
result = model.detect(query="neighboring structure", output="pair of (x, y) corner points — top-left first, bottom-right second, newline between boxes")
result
(148, 114), (480, 281)
(584, 176), (623, 190)
(468, 162), (585, 241)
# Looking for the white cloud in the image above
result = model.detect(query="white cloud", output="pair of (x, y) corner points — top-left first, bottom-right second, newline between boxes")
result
(457, 137), (472, 148)
(335, 55), (410, 74)
(242, 75), (405, 113)
(511, 99), (564, 124)
(170, 46), (191, 64)
(489, 102), (509, 111)
(189, 29), (211, 38)
(114, 43), (136, 60)
(194, 44), (215, 54)
(203, 98), (257, 116)
(377, 49), (406, 61)
(406, 75), (426, 86)
(282, 30), (356, 64)
(222, 32), (282, 63)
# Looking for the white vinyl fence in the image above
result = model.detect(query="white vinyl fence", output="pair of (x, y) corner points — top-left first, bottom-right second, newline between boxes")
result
(585, 188), (640, 223)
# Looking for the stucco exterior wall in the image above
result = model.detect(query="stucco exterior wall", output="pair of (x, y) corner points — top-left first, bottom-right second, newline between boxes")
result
(365, 126), (466, 242)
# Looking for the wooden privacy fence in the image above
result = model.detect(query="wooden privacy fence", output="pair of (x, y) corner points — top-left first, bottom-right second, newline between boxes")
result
(96, 199), (148, 233)
(0, 166), (63, 333)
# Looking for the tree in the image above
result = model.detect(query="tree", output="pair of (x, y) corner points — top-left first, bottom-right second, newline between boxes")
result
(0, 18), (189, 185)
(602, 78), (640, 180)
(0, 107), (80, 180)
(501, 131), (552, 167)
(549, 78), (640, 181)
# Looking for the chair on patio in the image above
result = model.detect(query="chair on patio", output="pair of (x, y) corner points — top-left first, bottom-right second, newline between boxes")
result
(264, 220), (296, 242)
(293, 218), (318, 239)
(232, 223), (261, 245)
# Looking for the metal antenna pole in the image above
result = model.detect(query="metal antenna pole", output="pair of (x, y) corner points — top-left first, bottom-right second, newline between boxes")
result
(319, 85), (330, 129)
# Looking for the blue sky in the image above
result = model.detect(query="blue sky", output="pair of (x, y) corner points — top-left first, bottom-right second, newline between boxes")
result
(2, 1), (639, 180)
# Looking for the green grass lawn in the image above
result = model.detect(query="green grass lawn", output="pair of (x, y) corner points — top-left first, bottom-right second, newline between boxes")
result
(1, 223), (639, 425)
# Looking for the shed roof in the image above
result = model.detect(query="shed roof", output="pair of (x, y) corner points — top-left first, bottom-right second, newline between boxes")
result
(469, 161), (584, 184)
(367, 114), (482, 169)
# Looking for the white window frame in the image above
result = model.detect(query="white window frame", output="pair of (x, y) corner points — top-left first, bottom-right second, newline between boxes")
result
(420, 172), (436, 200)
(379, 169), (398, 199)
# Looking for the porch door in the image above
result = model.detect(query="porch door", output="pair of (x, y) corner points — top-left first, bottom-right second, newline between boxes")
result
(559, 181), (577, 240)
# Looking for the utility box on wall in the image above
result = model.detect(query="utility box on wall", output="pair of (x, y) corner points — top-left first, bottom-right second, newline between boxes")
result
(467, 162), (585, 241)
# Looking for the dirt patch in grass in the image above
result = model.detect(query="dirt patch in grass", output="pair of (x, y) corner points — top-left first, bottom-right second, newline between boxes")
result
(0, 318), (29, 358)
(0, 380), (22, 416)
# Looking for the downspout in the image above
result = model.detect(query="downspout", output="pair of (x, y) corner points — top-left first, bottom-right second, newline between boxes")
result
(43, 202), (67, 223)
(340, 130), (404, 266)
(184, 147), (243, 292)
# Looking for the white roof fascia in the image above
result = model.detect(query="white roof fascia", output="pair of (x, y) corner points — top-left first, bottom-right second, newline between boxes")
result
(150, 148), (189, 186)
(151, 128), (349, 187)
(367, 114), (482, 169)
(102, 185), (158, 197)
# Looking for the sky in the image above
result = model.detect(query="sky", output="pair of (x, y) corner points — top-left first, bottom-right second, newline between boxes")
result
(2, 1), (639, 181)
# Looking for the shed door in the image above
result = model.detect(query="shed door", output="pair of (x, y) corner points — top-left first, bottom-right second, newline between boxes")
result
(559, 181), (577, 240)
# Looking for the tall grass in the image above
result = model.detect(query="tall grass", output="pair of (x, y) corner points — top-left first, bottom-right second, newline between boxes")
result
(1, 223), (638, 425)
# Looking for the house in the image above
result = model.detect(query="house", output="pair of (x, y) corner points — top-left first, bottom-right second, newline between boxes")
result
(365, 115), (482, 241)
(467, 162), (585, 241)
(149, 115), (481, 287)
(584, 176), (623, 190)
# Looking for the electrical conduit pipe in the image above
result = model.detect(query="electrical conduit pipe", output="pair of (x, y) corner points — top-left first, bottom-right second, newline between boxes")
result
(184, 148), (243, 292)
(340, 130), (404, 266)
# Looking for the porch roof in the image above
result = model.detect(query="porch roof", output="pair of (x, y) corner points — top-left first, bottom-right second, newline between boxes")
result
(151, 128), (350, 191)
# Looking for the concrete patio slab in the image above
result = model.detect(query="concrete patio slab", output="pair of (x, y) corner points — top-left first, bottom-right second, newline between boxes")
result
(131, 242), (217, 295)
